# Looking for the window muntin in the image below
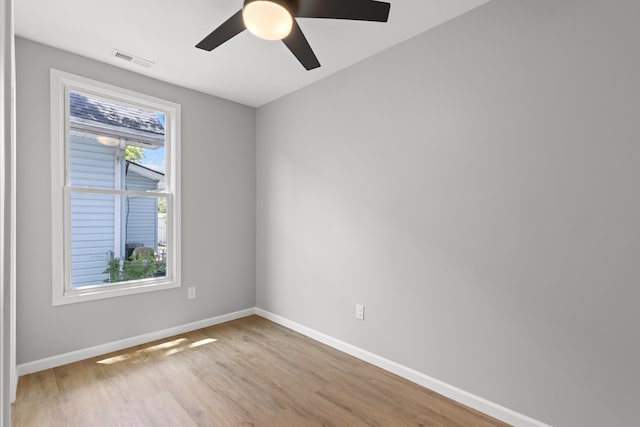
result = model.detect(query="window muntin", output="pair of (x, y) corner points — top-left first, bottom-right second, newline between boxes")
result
(51, 69), (181, 305)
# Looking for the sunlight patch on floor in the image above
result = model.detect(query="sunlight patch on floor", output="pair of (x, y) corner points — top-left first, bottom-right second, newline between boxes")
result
(95, 335), (219, 365)
(190, 338), (217, 348)
(97, 354), (131, 365)
(142, 338), (187, 352)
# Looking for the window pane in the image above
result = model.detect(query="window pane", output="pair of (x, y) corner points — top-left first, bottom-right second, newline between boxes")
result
(70, 192), (168, 288)
(69, 91), (166, 190)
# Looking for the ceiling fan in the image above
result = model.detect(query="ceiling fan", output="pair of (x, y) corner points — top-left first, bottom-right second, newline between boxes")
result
(196, 0), (391, 70)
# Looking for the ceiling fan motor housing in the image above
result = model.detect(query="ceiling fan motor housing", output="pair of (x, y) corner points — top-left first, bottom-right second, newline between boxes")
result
(243, 0), (299, 16)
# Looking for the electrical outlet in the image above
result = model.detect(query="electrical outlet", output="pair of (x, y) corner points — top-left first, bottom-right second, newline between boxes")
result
(188, 287), (196, 299)
(355, 304), (364, 321)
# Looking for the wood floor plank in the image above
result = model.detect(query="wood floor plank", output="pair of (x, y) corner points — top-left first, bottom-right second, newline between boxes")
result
(139, 391), (199, 427)
(12, 315), (511, 427)
(11, 396), (69, 427)
(14, 368), (59, 403)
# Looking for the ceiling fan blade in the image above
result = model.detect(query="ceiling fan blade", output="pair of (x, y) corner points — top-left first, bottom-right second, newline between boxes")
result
(296, 0), (390, 22)
(195, 10), (245, 51)
(282, 21), (321, 70)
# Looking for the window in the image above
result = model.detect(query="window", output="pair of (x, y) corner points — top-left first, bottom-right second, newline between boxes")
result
(50, 69), (181, 305)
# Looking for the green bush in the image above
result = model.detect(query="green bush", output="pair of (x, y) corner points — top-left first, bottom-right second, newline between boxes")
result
(103, 253), (163, 283)
(123, 254), (157, 280)
(103, 257), (124, 283)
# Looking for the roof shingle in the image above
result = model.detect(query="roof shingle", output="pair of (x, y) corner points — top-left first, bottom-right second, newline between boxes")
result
(70, 92), (165, 136)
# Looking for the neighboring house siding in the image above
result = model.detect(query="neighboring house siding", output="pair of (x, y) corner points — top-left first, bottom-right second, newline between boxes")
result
(70, 133), (116, 287)
(124, 172), (158, 254)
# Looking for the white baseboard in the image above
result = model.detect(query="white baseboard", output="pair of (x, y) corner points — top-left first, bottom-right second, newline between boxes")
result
(17, 307), (256, 377)
(17, 306), (550, 427)
(255, 308), (551, 427)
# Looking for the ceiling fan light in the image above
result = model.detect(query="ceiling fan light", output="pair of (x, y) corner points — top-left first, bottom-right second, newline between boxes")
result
(243, 0), (293, 41)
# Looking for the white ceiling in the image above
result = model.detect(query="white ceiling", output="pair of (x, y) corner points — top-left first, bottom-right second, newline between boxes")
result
(15, 0), (489, 107)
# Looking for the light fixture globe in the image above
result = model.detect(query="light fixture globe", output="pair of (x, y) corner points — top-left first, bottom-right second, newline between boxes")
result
(242, 0), (294, 41)
(96, 136), (121, 147)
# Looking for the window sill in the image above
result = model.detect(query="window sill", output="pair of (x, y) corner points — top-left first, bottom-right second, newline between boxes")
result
(52, 278), (181, 306)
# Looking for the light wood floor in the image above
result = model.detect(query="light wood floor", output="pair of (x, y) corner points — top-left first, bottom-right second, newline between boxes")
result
(12, 315), (510, 426)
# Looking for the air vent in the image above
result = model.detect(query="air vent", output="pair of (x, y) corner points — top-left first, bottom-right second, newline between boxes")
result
(114, 51), (133, 62)
(111, 49), (154, 68)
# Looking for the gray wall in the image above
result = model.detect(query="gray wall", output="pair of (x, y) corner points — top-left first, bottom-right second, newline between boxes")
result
(256, 1), (640, 426)
(16, 38), (256, 364)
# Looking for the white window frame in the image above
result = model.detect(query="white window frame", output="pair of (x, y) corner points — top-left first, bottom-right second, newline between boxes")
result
(50, 69), (181, 306)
